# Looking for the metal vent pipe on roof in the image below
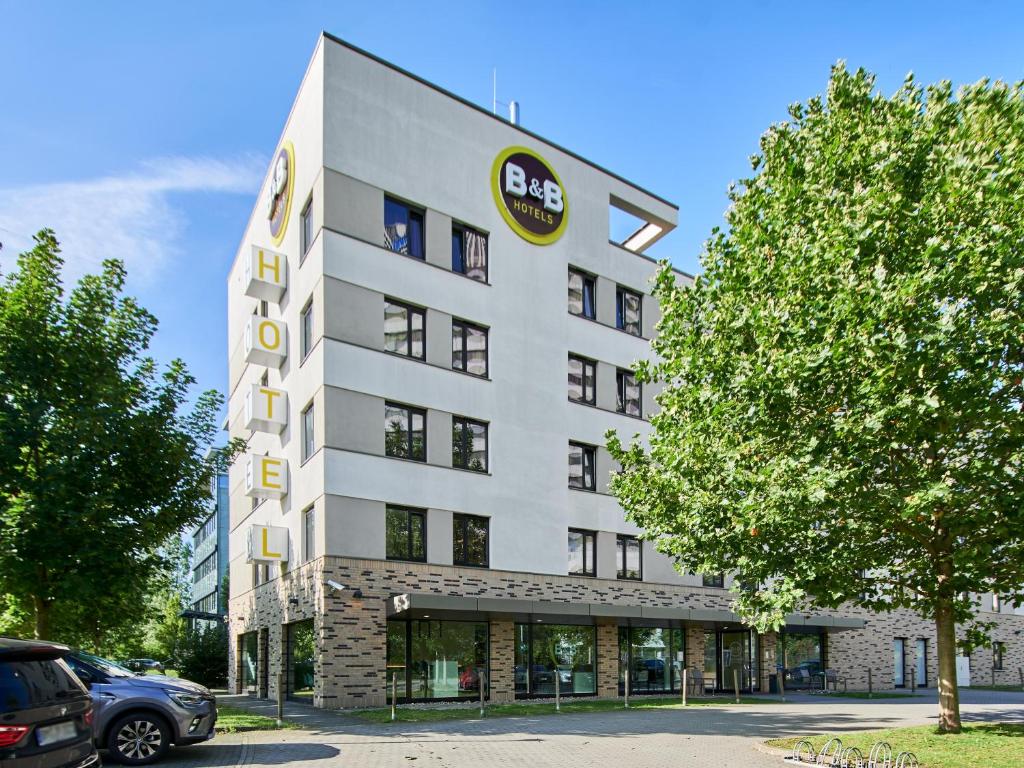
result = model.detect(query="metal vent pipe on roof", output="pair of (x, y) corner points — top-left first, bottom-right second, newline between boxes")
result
(509, 100), (520, 126)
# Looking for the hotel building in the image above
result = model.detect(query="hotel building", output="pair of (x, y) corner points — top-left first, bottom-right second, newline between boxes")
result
(226, 33), (1023, 707)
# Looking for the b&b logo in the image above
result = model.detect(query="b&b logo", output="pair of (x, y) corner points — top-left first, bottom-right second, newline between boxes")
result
(491, 146), (568, 245)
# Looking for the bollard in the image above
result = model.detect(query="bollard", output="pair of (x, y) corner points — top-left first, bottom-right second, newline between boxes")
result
(624, 667), (630, 708)
(479, 669), (485, 718)
(733, 669), (740, 703)
(391, 672), (397, 722)
(682, 668), (688, 706)
(867, 667), (873, 699)
(778, 671), (786, 703)
(555, 666), (561, 712)
(276, 671), (285, 727)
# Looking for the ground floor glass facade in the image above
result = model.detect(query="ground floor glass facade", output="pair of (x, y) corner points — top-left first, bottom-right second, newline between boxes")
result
(777, 631), (825, 690)
(387, 619), (488, 701)
(618, 627), (684, 693)
(515, 624), (597, 696)
(286, 619), (315, 699)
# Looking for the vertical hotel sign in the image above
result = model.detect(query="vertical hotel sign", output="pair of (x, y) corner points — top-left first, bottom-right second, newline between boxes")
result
(491, 146), (568, 245)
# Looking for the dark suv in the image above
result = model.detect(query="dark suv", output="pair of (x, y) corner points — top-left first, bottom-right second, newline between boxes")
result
(0, 637), (100, 768)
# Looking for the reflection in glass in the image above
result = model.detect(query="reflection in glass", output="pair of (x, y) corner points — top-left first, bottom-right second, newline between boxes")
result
(384, 198), (424, 259)
(452, 418), (487, 471)
(452, 321), (488, 377)
(618, 627), (683, 692)
(384, 301), (425, 359)
(515, 624), (597, 696)
(241, 632), (258, 694)
(704, 631), (717, 684)
(386, 506), (426, 562)
(287, 619), (315, 699)
(776, 632), (823, 690)
(616, 535), (641, 580)
(401, 620), (487, 699)
(453, 514), (488, 567)
(616, 369), (641, 416)
(568, 443), (595, 490)
(568, 529), (595, 576)
(568, 270), (595, 318)
(385, 403), (425, 461)
(616, 287), (642, 335)
(452, 226), (488, 282)
(568, 356), (596, 404)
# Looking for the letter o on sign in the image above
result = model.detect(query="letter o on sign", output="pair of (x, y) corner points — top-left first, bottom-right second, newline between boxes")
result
(491, 146), (568, 245)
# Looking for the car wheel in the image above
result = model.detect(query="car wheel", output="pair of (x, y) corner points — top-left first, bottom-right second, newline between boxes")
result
(107, 713), (171, 765)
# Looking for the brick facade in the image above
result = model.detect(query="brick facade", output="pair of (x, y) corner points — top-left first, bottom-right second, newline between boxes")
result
(227, 555), (1024, 709)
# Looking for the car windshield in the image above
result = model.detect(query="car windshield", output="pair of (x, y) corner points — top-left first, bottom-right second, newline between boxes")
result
(74, 651), (136, 678)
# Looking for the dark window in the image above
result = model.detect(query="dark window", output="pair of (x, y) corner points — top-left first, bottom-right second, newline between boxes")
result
(616, 286), (642, 336)
(568, 442), (596, 491)
(453, 514), (488, 567)
(384, 197), (425, 259)
(386, 506), (426, 562)
(300, 300), (313, 359)
(0, 658), (85, 710)
(452, 224), (488, 282)
(568, 529), (596, 577)
(993, 641), (1005, 671)
(568, 355), (596, 404)
(702, 573), (724, 588)
(616, 535), (642, 580)
(452, 320), (488, 376)
(616, 368), (641, 416)
(259, 299), (268, 318)
(568, 269), (596, 319)
(384, 300), (425, 359)
(301, 402), (315, 462)
(385, 403), (426, 461)
(452, 417), (488, 472)
(301, 198), (313, 255)
(303, 507), (315, 563)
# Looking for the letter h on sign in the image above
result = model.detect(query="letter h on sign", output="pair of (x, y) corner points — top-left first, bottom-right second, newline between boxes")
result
(244, 246), (287, 302)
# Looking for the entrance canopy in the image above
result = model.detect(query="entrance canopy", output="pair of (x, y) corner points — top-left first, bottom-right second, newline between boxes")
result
(387, 593), (865, 630)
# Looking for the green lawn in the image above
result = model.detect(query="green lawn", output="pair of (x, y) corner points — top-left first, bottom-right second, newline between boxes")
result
(215, 705), (305, 733)
(767, 724), (1024, 768)
(354, 695), (776, 724)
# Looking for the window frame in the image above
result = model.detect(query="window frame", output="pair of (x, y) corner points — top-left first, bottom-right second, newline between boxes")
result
(301, 401), (315, 463)
(386, 505), (427, 563)
(993, 641), (1005, 670)
(615, 368), (641, 417)
(451, 319), (488, 377)
(568, 528), (597, 577)
(568, 268), (596, 320)
(302, 506), (315, 563)
(616, 534), (642, 580)
(702, 573), (725, 588)
(384, 196), (426, 260)
(568, 354), (597, 405)
(452, 416), (488, 473)
(300, 299), (314, 360)
(384, 299), (426, 360)
(615, 285), (643, 336)
(451, 222), (489, 282)
(384, 402), (427, 462)
(568, 441), (597, 491)
(300, 196), (313, 257)
(452, 513), (489, 568)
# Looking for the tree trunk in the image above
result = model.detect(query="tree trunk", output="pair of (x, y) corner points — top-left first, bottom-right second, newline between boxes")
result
(934, 592), (962, 733)
(33, 594), (51, 641)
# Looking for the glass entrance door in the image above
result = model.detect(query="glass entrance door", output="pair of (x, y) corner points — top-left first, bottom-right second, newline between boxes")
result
(720, 631), (749, 692)
(893, 638), (906, 688)
(915, 639), (927, 688)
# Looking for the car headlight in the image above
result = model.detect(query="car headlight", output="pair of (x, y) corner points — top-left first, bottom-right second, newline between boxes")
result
(169, 692), (206, 708)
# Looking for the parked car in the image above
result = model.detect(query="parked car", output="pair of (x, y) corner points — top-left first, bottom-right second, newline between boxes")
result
(0, 637), (100, 768)
(64, 650), (216, 765)
(122, 659), (164, 675)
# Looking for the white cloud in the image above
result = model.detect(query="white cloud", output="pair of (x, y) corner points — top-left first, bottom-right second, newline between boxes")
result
(0, 156), (265, 285)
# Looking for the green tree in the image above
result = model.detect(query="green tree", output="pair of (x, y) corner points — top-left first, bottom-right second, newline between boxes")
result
(0, 230), (237, 643)
(609, 66), (1024, 733)
(178, 623), (229, 688)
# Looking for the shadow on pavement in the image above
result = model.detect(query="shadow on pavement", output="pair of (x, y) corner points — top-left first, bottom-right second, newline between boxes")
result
(157, 742), (341, 766)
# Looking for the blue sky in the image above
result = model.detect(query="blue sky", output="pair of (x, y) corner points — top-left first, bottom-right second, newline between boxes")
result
(2, 1), (1022, 413)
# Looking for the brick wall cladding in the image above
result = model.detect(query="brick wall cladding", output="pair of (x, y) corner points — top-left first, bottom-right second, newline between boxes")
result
(228, 556), (1024, 708)
(489, 620), (515, 702)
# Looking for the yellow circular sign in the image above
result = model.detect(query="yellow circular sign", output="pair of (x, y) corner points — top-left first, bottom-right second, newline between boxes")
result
(267, 141), (295, 246)
(491, 146), (568, 245)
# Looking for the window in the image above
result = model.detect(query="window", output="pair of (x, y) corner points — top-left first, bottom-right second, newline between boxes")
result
(253, 562), (270, 586)
(193, 554), (216, 583)
(387, 620), (487, 701)
(616, 368), (641, 417)
(386, 506), (426, 562)
(516, 624), (597, 696)
(259, 299), (269, 318)
(992, 594), (1001, 612)
(301, 402), (315, 462)
(385, 403), (426, 461)
(452, 224), (488, 282)
(993, 641), (1005, 671)
(303, 506), (315, 563)
(616, 286), (642, 336)
(568, 355), (596, 405)
(301, 198), (313, 256)
(568, 529), (596, 577)
(384, 300), (425, 359)
(452, 320), (488, 377)
(568, 269), (596, 319)
(384, 197), (425, 259)
(702, 573), (724, 588)
(452, 417), (488, 472)
(453, 514), (488, 567)
(616, 535), (642, 580)
(568, 442), (596, 491)
(300, 299), (313, 359)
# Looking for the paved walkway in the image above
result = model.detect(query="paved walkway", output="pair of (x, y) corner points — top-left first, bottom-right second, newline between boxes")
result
(158, 689), (1024, 768)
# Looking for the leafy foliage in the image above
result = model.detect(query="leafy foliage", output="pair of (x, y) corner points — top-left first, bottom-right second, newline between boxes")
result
(0, 230), (239, 644)
(178, 622), (228, 688)
(609, 65), (1024, 731)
